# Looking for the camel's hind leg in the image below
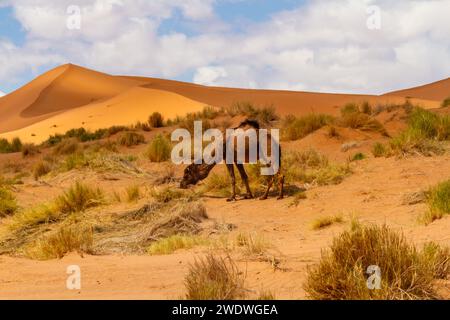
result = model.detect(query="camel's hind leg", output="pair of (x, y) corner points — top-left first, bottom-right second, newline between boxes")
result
(226, 164), (237, 201)
(277, 173), (285, 200)
(236, 164), (253, 199)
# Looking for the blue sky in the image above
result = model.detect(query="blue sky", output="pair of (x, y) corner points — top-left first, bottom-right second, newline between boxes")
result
(0, 0), (449, 95)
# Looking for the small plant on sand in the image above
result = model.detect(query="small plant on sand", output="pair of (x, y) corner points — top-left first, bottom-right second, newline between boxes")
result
(304, 224), (448, 300)
(21, 143), (40, 157)
(442, 97), (450, 108)
(150, 186), (186, 203)
(420, 179), (450, 225)
(372, 142), (387, 157)
(55, 182), (104, 214)
(0, 187), (18, 217)
(350, 153), (365, 162)
(7, 203), (60, 232)
(146, 134), (172, 162)
(421, 242), (450, 279)
(339, 104), (388, 135)
(149, 112), (164, 128)
(53, 139), (79, 155)
(184, 254), (246, 300)
(118, 132), (145, 147)
(26, 224), (94, 260)
(0, 137), (22, 154)
(33, 161), (52, 180)
(126, 185), (141, 202)
(311, 215), (343, 230)
(235, 232), (271, 257)
(147, 235), (207, 255)
(282, 114), (333, 141)
(327, 126), (340, 138)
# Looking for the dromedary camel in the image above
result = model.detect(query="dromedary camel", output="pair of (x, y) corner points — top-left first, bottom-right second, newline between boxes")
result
(179, 120), (284, 201)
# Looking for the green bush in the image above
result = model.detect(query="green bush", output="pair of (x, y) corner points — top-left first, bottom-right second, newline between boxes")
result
(146, 134), (172, 162)
(0, 137), (22, 153)
(118, 132), (145, 147)
(372, 142), (387, 158)
(0, 187), (18, 217)
(421, 180), (450, 225)
(149, 112), (164, 128)
(55, 182), (104, 214)
(282, 114), (334, 141)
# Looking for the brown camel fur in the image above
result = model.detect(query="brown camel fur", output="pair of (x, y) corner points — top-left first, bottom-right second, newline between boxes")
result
(179, 120), (284, 201)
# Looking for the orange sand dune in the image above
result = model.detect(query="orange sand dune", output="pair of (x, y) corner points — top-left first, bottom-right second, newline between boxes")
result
(384, 77), (450, 101)
(0, 63), (447, 143)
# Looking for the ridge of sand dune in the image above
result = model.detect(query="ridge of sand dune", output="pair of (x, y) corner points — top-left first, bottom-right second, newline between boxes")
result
(0, 87), (206, 144)
(384, 77), (450, 101)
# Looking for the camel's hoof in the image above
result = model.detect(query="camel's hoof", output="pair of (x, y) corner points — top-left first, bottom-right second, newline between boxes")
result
(244, 194), (254, 200)
(277, 196), (284, 200)
(227, 197), (237, 202)
(259, 196), (268, 201)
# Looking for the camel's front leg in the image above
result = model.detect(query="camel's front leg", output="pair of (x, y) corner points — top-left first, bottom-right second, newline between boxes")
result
(226, 164), (237, 201)
(260, 176), (275, 200)
(277, 174), (285, 200)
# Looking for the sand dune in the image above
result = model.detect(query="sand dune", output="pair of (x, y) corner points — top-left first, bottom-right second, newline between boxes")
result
(385, 77), (450, 101)
(0, 63), (447, 143)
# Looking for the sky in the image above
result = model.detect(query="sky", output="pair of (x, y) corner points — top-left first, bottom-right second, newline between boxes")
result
(0, 0), (449, 95)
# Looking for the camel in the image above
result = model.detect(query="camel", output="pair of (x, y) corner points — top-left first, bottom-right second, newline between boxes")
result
(179, 119), (284, 201)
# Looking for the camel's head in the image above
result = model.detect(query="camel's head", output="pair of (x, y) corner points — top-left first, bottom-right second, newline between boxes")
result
(180, 163), (212, 189)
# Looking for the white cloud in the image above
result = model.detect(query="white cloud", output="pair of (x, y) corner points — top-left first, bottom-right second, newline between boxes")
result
(0, 0), (449, 94)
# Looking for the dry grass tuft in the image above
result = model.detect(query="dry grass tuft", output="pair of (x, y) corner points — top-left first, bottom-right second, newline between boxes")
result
(420, 179), (450, 225)
(33, 161), (52, 180)
(147, 234), (207, 255)
(304, 224), (448, 300)
(55, 182), (104, 214)
(311, 215), (343, 230)
(184, 254), (246, 300)
(0, 187), (18, 217)
(126, 185), (141, 202)
(149, 112), (164, 128)
(118, 132), (145, 147)
(146, 134), (172, 162)
(25, 224), (93, 260)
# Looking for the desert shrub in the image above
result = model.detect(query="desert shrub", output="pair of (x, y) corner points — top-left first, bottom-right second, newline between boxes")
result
(311, 215), (343, 230)
(283, 149), (351, 186)
(106, 125), (129, 136)
(372, 142), (387, 157)
(133, 121), (151, 132)
(0, 137), (22, 153)
(150, 186), (185, 203)
(55, 182), (104, 214)
(360, 101), (372, 115)
(146, 134), (172, 162)
(126, 185), (141, 202)
(147, 235), (207, 255)
(21, 143), (40, 157)
(235, 232), (270, 256)
(341, 103), (360, 116)
(351, 153), (365, 161)
(327, 126), (340, 138)
(441, 97), (450, 108)
(26, 225), (93, 260)
(118, 132), (145, 147)
(304, 224), (445, 300)
(7, 203), (60, 232)
(33, 161), (52, 180)
(422, 242), (450, 279)
(420, 179), (450, 225)
(149, 112), (165, 128)
(0, 187), (18, 217)
(53, 139), (79, 155)
(282, 114), (333, 141)
(63, 151), (88, 171)
(389, 130), (444, 157)
(184, 254), (246, 300)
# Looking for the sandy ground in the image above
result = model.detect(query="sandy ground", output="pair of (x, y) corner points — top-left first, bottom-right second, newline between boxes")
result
(1, 155), (449, 300)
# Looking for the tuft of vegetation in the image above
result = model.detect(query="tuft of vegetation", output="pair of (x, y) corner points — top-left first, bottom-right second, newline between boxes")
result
(146, 134), (172, 162)
(33, 161), (52, 180)
(184, 254), (246, 300)
(6, 203), (60, 232)
(0, 187), (18, 217)
(372, 142), (387, 158)
(389, 108), (450, 157)
(283, 149), (351, 186)
(442, 97), (450, 108)
(304, 224), (448, 300)
(53, 139), (79, 155)
(311, 215), (343, 230)
(147, 235), (207, 255)
(21, 143), (40, 157)
(55, 182), (104, 214)
(26, 225), (93, 260)
(339, 103), (388, 135)
(149, 112), (165, 128)
(0, 137), (22, 154)
(422, 242), (450, 279)
(350, 153), (365, 162)
(126, 185), (141, 202)
(118, 132), (145, 147)
(235, 232), (271, 257)
(420, 180), (450, 225)
(282, 114), (334, 141)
